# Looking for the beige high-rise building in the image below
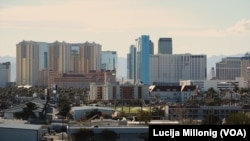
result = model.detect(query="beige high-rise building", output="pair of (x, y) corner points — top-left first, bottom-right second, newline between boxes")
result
(49, 41), (101, 74)
(49, 41), (71, 73)
(216, 57), (241, 80)
(16, 41), (49, 86)
(241, 53), (250, 87)
(16, 40), (102, 86)
(81, 42), (102, 72)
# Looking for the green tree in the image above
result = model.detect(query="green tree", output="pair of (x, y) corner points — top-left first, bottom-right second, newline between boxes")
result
(205, 88), (222, 106)
(137, 110), (152, 124)
(58, 96), (71, 118)
(14, 102), (38, 120)
(226, 112), (250, 125)
(151, 106), (165, 119)
(170, 107), (187, 121)
(201, 114), (221, 125)
(101, 129), (117, 141)
(74, 128), (94, 141)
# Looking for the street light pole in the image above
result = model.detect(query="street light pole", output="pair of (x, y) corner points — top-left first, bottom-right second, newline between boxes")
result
(67, 125), (69, 141)
(62, 118), (63, 141)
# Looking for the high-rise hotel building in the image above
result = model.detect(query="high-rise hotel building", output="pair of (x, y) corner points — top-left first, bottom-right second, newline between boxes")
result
(16, 41), (49, 86)
(158, 38), (172, 54)
(150, 54), (207, 84)
(16, 40), (102, 86)
(127, 45), (137, 82)
(127, 35), (154, 85)
(101, 51), (118, 78)
(241, 53), (250, 87)
(216, 57), (241, 80)
(101, 51), (118, 71)
(49, 41), (101, 74)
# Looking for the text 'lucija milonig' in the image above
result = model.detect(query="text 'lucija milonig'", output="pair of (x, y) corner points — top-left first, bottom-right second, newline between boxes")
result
(153, 128), (218, 138)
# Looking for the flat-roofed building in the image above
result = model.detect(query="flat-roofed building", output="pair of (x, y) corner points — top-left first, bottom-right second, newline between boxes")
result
(0, 122), (43, 141)
(70, 106), (115, 121)
(180, 77), (245, 92)
(89, 81), (149, 101)
(150, 85), (197, 104)
(158, 38), (172, 54)
(150, 54), (207, 84)
(216, 57), (241, 80)
(166, 105), (250, 121)
(48, 70), (116, 89)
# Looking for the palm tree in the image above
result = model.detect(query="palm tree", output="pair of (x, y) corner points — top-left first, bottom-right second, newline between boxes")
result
(13, 102), (38, 120)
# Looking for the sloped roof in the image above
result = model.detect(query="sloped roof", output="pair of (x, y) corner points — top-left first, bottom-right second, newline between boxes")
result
(151, 85), (196, 92)
(181, 85), (197, 91)
(151, 86), (182, 92)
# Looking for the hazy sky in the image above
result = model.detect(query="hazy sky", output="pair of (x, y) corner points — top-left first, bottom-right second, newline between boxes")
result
(0, 0), (250, 58)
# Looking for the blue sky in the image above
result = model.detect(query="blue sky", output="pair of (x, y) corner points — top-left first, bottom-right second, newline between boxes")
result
(0, 0), (250, 58)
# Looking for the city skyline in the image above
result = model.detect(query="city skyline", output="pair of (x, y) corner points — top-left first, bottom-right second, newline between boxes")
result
(1, 0), (250, 58)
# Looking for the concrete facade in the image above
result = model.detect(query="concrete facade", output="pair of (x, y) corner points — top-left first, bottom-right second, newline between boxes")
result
(16, 40), (102, 86)
(166, 105), (250, 121)
(158, 38), (172, 54)
(89, 82), (149, 101)
(0, 122), (42, 141)
(48, 70), (116, 89)
(149, 85), (197, 104)
(150, 54), (207, 84)
(216, 57), (241, 80)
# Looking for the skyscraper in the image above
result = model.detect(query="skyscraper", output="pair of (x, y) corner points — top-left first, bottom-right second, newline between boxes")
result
(150, 40), (154, 55)
(137, 35), (151, 84)
(0, 62), (11, 87)
(49, 41), (71, 73)
(16, 40), (102, 86)
(158, 38), (172, 54)
(49, 41), (102, 74)
(127, 35), (152, 84)
(150, 54), (207, 84)
(127, 45), (137, 83)
(241, 53), (250, 87)
(16, 41), (49, 86)
(216, 57), (241, 80)
(101, 51), (118, 71)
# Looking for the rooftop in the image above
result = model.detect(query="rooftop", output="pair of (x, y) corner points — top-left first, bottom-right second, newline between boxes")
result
(0, 122), (42, 130)
(71, 106), (115, 111)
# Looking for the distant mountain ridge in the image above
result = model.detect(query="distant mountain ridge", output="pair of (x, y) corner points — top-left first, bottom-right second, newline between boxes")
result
(0, 53), (247, 82)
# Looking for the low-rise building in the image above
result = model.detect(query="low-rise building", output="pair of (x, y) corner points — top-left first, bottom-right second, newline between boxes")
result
(70, 106), (115, 121)
(149, 85), (197, 104)
(166, 105), (250, 121)
(180, 77), (245, 92)
(89, 81), (149, 101)
(47, 70), (116, 88)
(0, 120), (43, 141)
